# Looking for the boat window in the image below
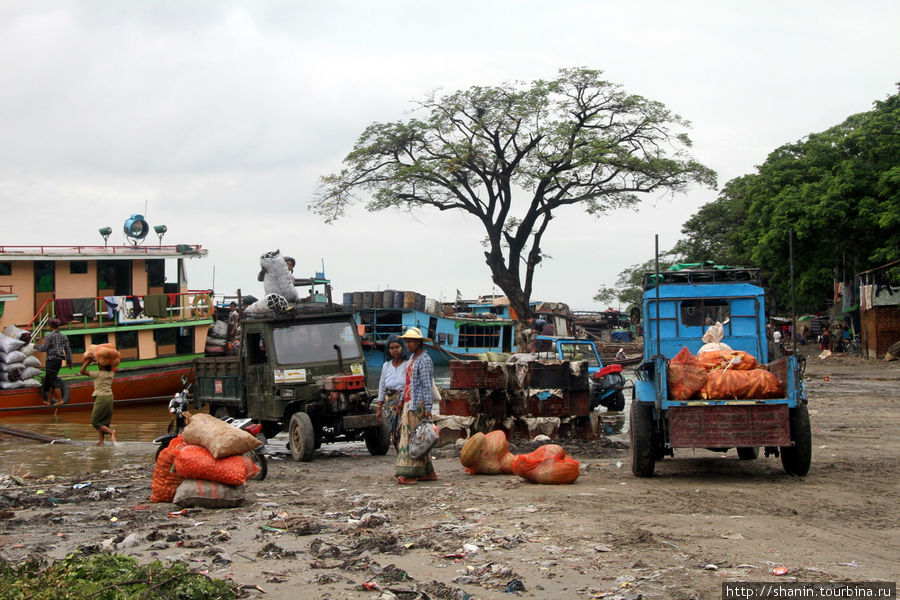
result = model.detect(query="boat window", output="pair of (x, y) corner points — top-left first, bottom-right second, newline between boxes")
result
(558, 342), (601, 367)
(69, 261), (88, 275)
(69, 334), (85, 355)
(154, 328), (176, 346)
(35, 260), (54, 292)
(458, 324), (500, 349)
(147, 260), (165, 287)
(97, 260), (132, 296)
(117, 330), (138, 349)
(273, 322), (362, 365)
(680, 299), (730, 328)
(0, 262), (12, 276)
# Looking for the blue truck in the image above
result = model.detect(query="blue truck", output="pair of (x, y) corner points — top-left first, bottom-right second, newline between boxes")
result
(631, 267), (811, 477)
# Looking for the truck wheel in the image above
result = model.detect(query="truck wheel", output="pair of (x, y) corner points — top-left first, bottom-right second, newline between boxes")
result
(630, 401), (656, 477)
(737, 447), (759, 460)
(609, 391), (626, 412)
(289, 412), (315, 462)
(781, 404), (812, 476)
(365, 417), (392, 456)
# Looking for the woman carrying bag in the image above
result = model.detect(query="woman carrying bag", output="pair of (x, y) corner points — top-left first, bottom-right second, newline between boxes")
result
(395, 327), (437, 484)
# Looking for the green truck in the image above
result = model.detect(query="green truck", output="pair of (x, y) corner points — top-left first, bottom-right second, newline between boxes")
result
(193, 306), (391, 462)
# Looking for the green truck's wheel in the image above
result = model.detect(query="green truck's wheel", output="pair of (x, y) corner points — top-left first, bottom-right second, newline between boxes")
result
(365, 415), (392, 456)
(631, 401), (656, 477)
(289, 412), (315, 462)
(781, 404), (811, 476)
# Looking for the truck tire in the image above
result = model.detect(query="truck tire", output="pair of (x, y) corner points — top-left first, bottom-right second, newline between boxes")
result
(737, 447), (759, 460)
(365, 417), (392, 456)
(289, 412), (315, 462)
(781, 404), (812, 476)
(630, 401), (656, 477)
(608, 391), (626, 412)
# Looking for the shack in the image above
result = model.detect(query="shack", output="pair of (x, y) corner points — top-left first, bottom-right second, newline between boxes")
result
(858, 259), (900, 359)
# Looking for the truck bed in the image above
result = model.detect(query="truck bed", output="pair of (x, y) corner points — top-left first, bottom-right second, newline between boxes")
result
(194, 356), (243, 407)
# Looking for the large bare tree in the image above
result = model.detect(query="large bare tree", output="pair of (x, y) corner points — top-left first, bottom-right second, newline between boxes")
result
(314, 67), (716, 344)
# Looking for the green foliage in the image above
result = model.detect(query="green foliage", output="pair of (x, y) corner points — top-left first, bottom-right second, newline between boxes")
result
(315, 67), (716, 321)
(672, 86), (900, 312)
(0, 552), (240, 600)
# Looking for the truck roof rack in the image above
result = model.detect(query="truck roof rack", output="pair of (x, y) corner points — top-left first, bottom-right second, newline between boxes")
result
(642, 268), (761, 289)
(243, 303), (349, 322)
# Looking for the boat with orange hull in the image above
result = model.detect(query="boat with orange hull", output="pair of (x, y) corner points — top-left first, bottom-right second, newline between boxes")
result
(0, 216), (212, 415)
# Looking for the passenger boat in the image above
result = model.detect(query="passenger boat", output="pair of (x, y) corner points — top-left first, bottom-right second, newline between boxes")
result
(347, 290), (575, 366)
(0, 216), (212, 415)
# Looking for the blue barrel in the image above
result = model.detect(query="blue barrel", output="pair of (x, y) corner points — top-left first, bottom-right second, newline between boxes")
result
(393, 292), (404, 308)
(342, 292), (353, 308)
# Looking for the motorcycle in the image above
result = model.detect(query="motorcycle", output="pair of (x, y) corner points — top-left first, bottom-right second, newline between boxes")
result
(154, 377), (268, 481)
(590, 363), (629, 412)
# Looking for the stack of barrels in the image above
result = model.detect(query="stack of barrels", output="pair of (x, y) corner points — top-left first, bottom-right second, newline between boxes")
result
(341, 290), (431, 312)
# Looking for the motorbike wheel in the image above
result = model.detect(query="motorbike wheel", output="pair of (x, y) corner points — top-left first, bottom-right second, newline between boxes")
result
(247, 449), (268, 481)
(608, 391), (626, 412)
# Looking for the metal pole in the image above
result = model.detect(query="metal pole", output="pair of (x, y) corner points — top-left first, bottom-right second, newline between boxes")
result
(655, 234), (661, 358)
(790, 229), (797, 354)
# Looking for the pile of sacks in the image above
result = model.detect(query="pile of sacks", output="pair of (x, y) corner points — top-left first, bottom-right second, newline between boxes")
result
(668, 346), (784, 400)
(205, 320), (228, 355)
(84, 343), (121, 369)
(459, 430), (580, 485)
(150, 413), (261, 508)
(0, 327), (41, 389)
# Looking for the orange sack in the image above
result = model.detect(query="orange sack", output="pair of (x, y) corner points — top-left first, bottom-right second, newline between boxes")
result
(84, 343), (121, 369)
(512, 444), (580, 484)
(459, 430), (515, 475)
(667, 347), (708, 401)
(696, 350), (758, 371)
(700, 369), (784, 400)
(150, 435), (186, 503)
(174, 444), (259, 486)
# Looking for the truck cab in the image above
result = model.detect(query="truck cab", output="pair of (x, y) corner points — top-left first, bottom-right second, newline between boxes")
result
(551, 337), (627, 411)
(195, 306), (391, 461)
(631, 268), (811, 476)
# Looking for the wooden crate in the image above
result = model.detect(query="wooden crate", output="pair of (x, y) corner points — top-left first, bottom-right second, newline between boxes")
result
(450, 361), (504, 389)
(439, 388), (477, 416)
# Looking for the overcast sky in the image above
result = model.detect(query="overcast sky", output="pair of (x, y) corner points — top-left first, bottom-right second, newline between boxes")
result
(1, 1), (898, 310)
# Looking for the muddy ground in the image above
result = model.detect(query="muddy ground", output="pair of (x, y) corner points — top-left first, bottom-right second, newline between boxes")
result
(1, 353), (898, 599)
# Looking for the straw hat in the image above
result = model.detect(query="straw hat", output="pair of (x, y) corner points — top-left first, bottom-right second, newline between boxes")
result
(398, 327), (431, 342)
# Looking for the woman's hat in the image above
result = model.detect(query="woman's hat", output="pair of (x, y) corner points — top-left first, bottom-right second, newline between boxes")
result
(398, 327), (431, 341)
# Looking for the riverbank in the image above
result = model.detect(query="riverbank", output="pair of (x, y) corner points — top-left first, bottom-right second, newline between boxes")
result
(1, 353), (898, 599)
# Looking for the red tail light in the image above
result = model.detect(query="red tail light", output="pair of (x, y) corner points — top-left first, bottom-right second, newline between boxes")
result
(245, 424), (262, 435)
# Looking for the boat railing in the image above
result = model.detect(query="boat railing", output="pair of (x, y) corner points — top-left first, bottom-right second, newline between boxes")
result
(0, 244), (205, 256)
(25, 290), (215, 332)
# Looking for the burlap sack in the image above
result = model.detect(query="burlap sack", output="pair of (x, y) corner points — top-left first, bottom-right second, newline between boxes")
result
(173, 479), (245, 508)
(182, 412), (262, 459)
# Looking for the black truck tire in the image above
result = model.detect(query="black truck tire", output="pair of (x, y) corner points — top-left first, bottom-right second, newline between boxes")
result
(737, 447), (759, 460)
(289, 412), (315, 462)
(365, 417), (392, 456)
(781, 403), (812, 476)
(630, 401), (656, 477)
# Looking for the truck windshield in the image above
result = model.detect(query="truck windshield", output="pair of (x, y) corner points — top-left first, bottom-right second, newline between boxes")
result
(558, 342), (601, 367)
(272, 322), (362, 365)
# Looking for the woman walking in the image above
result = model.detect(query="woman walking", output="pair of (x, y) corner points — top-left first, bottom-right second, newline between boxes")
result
(395, 327), (436, 484)
(79, 356), (117, 445)
(375, 335), (408, 451)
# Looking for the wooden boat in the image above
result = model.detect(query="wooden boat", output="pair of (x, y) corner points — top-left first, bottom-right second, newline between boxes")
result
(0, 218), (211, 415)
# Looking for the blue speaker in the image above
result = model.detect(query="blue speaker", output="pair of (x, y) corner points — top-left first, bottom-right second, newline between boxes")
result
(123, 214), (149, 241)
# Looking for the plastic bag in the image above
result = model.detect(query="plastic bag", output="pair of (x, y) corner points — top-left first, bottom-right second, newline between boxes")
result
(0, 333), (26, 354)
(696, 350), (758, 371)
(3, 325), (32, 343)
(702, 322), (725, 344)
(460, 430), (515, 475)
(182, 413), (261, 459)
(174, 444), (258, 486)
(512, 444), (580, 484)
(700, 369), (784, 400)
(150, 436), (186, 503)
(409, 420), (439, 460)
(174, 479), (245, 508)
(698, 342), (732, 353)
(667, 347), (708, 401)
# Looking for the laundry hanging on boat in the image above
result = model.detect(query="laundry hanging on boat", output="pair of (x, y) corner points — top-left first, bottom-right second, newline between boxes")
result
(54, 299), (75, 323)
(130, 295), (143, 316)
(72, 297), (97, 319)
(143, 294), (168, 318)
(103, 296), (118, 319)
(113, 295), (129, 321)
